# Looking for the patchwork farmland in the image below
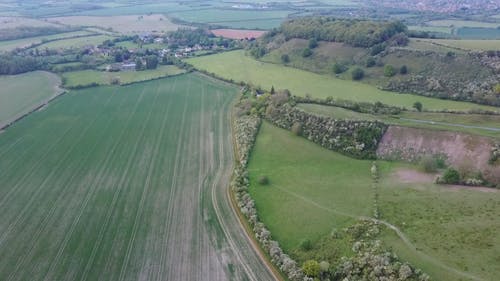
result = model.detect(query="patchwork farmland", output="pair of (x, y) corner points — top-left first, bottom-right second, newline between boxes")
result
(0, 73), (274, 281)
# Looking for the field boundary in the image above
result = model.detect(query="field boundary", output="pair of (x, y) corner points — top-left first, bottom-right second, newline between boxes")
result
(227, 104), (285, 281)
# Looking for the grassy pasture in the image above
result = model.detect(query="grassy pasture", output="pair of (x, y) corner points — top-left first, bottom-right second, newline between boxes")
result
(261, 39), (367, 74)
(379, 169), (500, 281)
(248, 121), (371, 252)
(0, 71), (62, 128)
(114, 40), (165, 50)
(187, 50), (499, 111)
(0, 73), (275, 280)
(61, 66), (186, 87)
(48, 14), (181, 34)
(248, 121), (500, 280)
(407, 39), (466, 53)
(0, 30), (95, 52)
(296, 103), (500, 138)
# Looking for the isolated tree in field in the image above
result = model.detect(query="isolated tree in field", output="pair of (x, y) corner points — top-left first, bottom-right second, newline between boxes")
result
(332, 62), (345, 74)
(302, 260), (320, 277)
(145, 55), (158, 69)
(351, 67), (364, 80)
(308, 38), (318, 49)
(366, 57), (376, 67)
(270, 86), (275, 95)
(413, 101), (422, 112)
(384, 64), (396, 77)
(302, 48), (312, 57)
(258, 176), (270, 185)
(281, 53), (290, 63)
(291, 122), (302, 136)
(400, 65), (408, 74)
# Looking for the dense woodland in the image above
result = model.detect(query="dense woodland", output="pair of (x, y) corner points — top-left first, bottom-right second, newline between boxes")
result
(277, 17), (408, 48)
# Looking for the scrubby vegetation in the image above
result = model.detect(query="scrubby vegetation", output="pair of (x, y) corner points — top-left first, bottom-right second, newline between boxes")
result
(266, 103), (387, 159)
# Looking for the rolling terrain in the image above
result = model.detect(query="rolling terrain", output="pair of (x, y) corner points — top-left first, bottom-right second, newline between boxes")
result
(248, 121), (500, 281)
(0, 73), (275, 281)
(187, 50), (499, 112)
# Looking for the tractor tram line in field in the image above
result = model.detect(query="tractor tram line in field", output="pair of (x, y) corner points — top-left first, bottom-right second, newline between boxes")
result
(7, 90), (124, 281)
(0, 73), (280, 280)
(41, 84), (150, 281)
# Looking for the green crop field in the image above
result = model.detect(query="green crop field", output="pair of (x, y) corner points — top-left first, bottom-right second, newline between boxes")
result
(0, 73), (275, 281)
(187, 50), (499, 111)
(0, 30), (95, 52)
(48, 15), (181, 34)
(62, 66), (186, 87)
(408, 25), (453, 34)
(0, 71), (62, 129)
(427, 20), (500, 28)
(296, 103), (500, 138)
(248, 121), (500, 281)
(33, 34), (114, 49)
(168, 9), (291, 29)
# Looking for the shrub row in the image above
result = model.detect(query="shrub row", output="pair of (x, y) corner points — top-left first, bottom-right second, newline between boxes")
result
(231, 115), (308, 281)
(266, 104), (388, 159)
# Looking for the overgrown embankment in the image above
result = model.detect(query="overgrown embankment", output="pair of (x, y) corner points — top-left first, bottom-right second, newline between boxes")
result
(266, 104), (387, 159)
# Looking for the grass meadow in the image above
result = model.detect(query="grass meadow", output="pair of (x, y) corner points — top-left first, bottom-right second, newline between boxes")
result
(0, 71), (62, 128)
(296, 103), (500, 139)
(187, 50), (499, 112)
(61, 66), (186, 87)
(248, 121), (500, 281)
(0, 73), (275, 280)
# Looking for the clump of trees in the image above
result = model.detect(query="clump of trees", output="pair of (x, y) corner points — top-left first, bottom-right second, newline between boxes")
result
(384, 64), (396, 77)
(351, 67), (364, 80)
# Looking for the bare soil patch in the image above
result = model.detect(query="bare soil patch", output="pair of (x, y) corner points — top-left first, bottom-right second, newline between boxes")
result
(378, 126), (500, 184)
(394, 168), (436, 184)
(211, 29), (265, 39)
